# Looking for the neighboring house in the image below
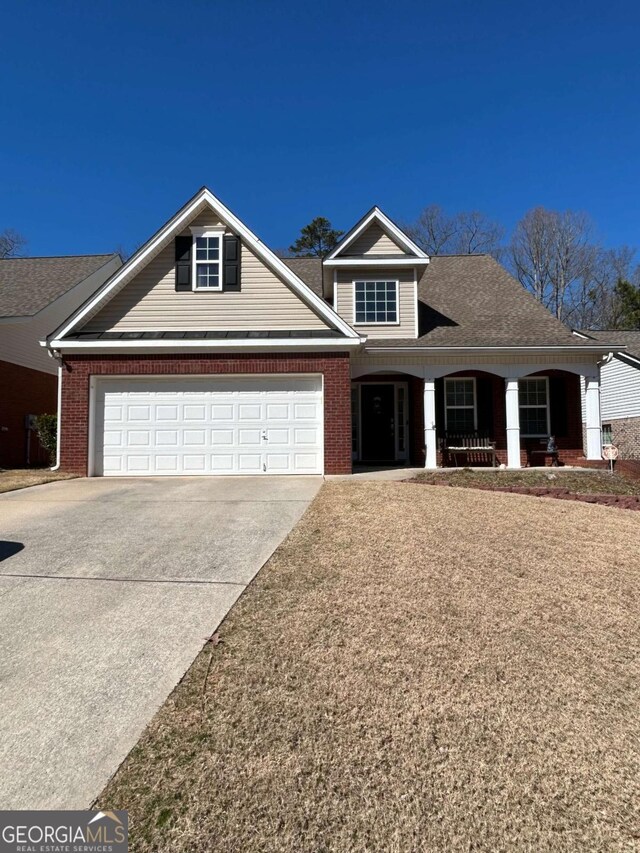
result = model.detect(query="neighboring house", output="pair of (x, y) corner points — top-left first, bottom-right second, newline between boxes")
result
(0, 254), (122, 467)
(43, 188), (618, 477)
(578, 330), (640, 459)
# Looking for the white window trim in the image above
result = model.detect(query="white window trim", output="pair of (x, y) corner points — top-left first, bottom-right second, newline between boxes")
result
(352, 279), (400, 326)
(444, 377), (478, 431)
(519, 376), (551, 438)
(190, 226), (225, 292)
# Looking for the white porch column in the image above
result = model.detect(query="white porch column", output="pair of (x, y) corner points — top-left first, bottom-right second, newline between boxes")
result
(584, 373), (602, 460)
(505, 378), (521, 469)
(423, 377), (437, 469)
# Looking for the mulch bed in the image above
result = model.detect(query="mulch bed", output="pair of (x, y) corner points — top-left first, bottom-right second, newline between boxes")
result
(411, 480), (640, 510)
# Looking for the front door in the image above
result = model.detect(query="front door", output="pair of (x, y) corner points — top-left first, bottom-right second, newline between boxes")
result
(360, 384), (396, 462)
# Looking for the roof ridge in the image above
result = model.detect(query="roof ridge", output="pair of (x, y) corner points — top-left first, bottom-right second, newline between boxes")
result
(0, 252), (117, 261)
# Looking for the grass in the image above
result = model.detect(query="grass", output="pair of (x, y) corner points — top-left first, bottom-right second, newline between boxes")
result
(0, 468), (77, 494)
(415, 466), (640, 495)
(100, 482), (640, 852)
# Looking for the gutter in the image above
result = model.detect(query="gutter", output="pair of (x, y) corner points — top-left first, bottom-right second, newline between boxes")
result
(42, 337), (366, 353)
(363, 345), (626, 355)
(47, 348), (63, 471)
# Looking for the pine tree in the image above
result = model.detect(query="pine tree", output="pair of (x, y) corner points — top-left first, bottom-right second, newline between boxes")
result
(612, 278), (640, 329)
(289, 217), (343, 258)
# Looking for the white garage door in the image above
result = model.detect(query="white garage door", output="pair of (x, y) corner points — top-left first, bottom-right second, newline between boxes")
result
(93, 376), (323, 476)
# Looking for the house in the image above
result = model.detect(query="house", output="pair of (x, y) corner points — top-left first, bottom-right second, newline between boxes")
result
(42, 188), (618, 477)
(578, 330), (640, 459)
(0, 253), (121, 467)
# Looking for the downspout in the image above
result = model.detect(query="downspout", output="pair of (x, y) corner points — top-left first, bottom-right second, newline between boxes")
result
(47, 348), (63, 471)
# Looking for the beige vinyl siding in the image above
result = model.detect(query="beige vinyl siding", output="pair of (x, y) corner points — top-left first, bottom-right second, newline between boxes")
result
(343, 223), (411, 256)
(82, 241), (330, 332)
(335, 268), (416, 339)
(180, 211), (224, 231)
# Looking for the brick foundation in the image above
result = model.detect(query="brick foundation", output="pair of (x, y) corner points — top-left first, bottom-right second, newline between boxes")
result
(0, 359), (57, 468)
(60, 353), (352, 475)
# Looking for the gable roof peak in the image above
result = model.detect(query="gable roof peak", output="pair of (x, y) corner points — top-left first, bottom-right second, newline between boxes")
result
(49, 187), (360, 342)
(326, 205), (429, 261)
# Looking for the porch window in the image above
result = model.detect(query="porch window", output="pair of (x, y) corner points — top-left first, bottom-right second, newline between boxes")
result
(445, 378), (477, 432)
(519, 377), (550, 437)
(354, 281), (398, 324)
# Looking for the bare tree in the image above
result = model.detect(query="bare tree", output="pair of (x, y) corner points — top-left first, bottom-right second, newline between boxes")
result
(404, 205), (459, 255)
(0, 228), (27, 258)
(452, 210), (505, 258)
(565, 247), (610, 329)
(405, 205), (503, 258)
(509, 207), (597, 322)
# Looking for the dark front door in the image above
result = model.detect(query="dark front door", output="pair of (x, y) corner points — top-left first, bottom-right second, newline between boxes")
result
(361, 384), (395, 462)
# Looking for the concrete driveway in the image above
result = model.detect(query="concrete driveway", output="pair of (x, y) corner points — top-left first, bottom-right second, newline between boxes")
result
(0, 476), (321, 809)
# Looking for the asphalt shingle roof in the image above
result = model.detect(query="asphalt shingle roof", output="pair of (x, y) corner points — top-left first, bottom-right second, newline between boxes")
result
(370, 254), (593, 347)
(287, 253), (600, 348)
(282, 257), (324, 297)
(0, 254), (118, 318)
(580, 330), (640, 359)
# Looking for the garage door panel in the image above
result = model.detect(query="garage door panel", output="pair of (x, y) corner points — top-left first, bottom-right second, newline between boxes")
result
(156, 405), (179, 421)
(211, 454), (234, 472)
(211, 429), (234, 446)
(95, 376), (323, 476)
(238, 453), (262, 473)
(293, 453), (319, 472)
(156, 455), (179, 471)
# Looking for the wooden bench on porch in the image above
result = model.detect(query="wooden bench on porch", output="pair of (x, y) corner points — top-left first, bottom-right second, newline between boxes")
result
(441, 432), (498, 468)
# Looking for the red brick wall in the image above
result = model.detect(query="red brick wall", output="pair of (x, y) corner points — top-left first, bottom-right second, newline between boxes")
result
(0, 359), (56, 468)
(59, 353), (352, 475)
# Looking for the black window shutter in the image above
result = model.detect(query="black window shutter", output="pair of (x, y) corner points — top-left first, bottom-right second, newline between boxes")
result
(549, 376), (568, 437)
(223, 235), (241, 292)
(175, 236), (192, 292)
(476, 377), (494, 436)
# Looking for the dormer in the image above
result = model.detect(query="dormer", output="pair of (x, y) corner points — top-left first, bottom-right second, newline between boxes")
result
(323, 207), (429, 339)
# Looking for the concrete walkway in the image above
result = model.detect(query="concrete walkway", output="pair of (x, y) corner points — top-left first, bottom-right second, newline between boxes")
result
(0, 476), (321, 809)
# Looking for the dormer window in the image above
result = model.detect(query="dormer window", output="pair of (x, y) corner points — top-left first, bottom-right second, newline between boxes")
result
(354, 280), (398, 324)
(190, 227), (225, 291)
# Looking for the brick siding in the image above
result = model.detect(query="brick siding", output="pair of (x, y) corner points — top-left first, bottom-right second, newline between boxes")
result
(600, 416), (640, 460)
(59, 353), (352, 475)
(0, 359), (56, 468)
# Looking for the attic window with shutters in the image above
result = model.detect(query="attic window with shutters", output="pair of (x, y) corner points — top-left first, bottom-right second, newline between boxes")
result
(190, 227), (225, 291)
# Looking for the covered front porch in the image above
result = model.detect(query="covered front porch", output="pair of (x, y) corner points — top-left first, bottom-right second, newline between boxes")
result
(351, 354), (603, 469)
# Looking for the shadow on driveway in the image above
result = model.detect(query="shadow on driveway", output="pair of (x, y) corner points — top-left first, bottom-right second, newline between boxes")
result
(0, 541), (24, 562)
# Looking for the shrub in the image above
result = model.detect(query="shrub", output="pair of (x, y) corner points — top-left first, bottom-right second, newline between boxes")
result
(34, 414), (57, 466)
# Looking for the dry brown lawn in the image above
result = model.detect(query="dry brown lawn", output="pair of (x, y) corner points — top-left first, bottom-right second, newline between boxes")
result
(100, 482), (640, 852)
(0, 468), (76, 494)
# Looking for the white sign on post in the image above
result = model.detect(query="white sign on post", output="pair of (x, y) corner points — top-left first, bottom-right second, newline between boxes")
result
(602, 443), (619, 474)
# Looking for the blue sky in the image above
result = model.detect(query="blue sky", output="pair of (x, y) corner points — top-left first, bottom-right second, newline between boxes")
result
(2, 0), (639, 257)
